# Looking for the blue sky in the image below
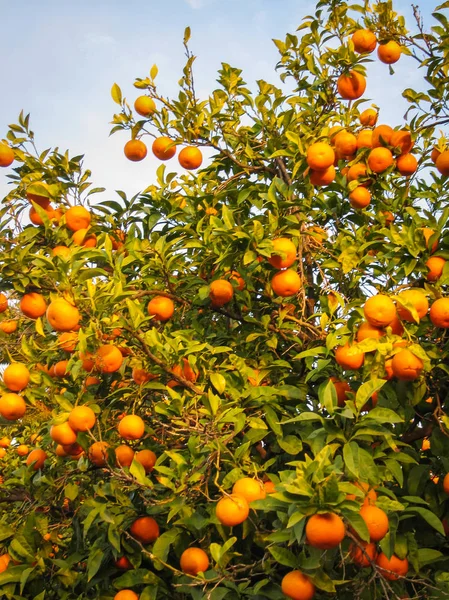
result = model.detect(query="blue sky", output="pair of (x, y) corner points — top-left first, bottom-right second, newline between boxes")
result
(0, 0), (437, 201)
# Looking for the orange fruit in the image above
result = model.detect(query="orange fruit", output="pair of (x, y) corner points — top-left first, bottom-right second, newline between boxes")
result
(426, 256), (446, 282)
(335, 343), (364, 370)
(364, 295), (396, 327)
(347, 163), (369, 184)
(377, 40), (402, 64)
(80, 351), (95, 372)
(0, 554), (10, 573)
(359, 505), (389, 541)
(396, 289), (429, 322)
(359, 109), (378, 127)
(65, 205), (91, 232)
(20, 292), (47, 319)
(180, 547), (209, 575)
(337, 70), (366, 100)
(390, 130), (413, 155)
(356, 129), (373, 149)
(435, 150), (449, 176)
(305, 512), (345, 549)
(422, 227), (438, 253)
(115, 445), (135, 467)
(349, 186), (371, 209)
(349, 541), (377, 567)
(309, 165), (336, 186)
(46, 298), (80, 332)
(114, 590), (139, 600)
(229, 271), (245, 291)
(352, 29), (377, 53)
(49, 360), (69, 378)
(29, 204), (54, 225)
(232, 477), (266, 503)
(0, 143), (15, 167)
(132, 367), (157, 385)
(16, 444), (29, 456)
(396, 153), (418, 175)
(68, 405), (96, 432)
(152, 137), (177, 161)
(147, 296), (175, 321)
(3, 363), (30, 391)
(306, 142), (335, 170)
(368, 147), (394, 173)
(88, 441), (110, 466)
(0, 393), (26, 420)
(216, 494), (249, 526)
(58, 331), (78, 352)
(168, 358), (198, 387)
(209, 280), (234, 307)
(95, 344), (123, 373)
(72, 228), (97, 247)
(50, 422), (77, 446)
(356, 321), (384, 342)
(271, 269), (301, 297)
(421, 438), (431, 451)
(0, 437), (10, 448)
(178, 146), (203, 170)
(268, 238), (297, 269)
(26, 448), (47, 470)
(124, 139), (147, 162)
(443, 473), (449, 494)
(431, 147), (441, 164)
(118, 415), (145, 440)
(52, 245), (71, 259)
(0, 293), (7, 313)
(130, 516), (160, 543)
(334, 131), (357, 157)
(115, 556), (133, 570)
(391, 349), (424, 380)
(376, 553), (408, 580)
(281, 571), (315, 600)
(372, 124), (394, 148)
(135, 449), (157, 473)
(430, 297), (449, 328)
(349, 482), (377, 506)
(263, 480), (276, 494)
(134, 95), (156, 117)
(330, 377), (351, 407)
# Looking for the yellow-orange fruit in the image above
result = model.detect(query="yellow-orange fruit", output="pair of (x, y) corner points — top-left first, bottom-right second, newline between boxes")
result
(391, 349), (423, 381)
(215, 494), (249, 526)
(375, 553), (408, 580)
(95, 345), (123, 373)
(335, 343), (364, 370)
(281, 571), (316, 600)
(232, 477), (266, 503)
(46, 298), (80, 331)
(352, 29), (377, 54)
(377, 41), (402, 64)
(147, 296), (175, 321)
(26, 448), (47, 470)
(337, 71), (366, 100)
(124, 139), (147, 162)
(359, 505), (389, 541)
(130, 516), (160, 543)
(180, 547), (209, 575)
(363, 295), (396, 327)
(68, 405), (96, 432)
(118, 415), (145, 440)
(271, 269), (301, 297)
(152, 137), (177, 161)
(3, 363), (30, 391)
(268, 238), (297, 269)
(134, 96), (156, 117)
(0, 393), (26, 420)
(306, 142), (335, 170)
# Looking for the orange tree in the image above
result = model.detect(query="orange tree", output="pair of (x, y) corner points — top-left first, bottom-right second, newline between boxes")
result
(1, 1), (449, 598)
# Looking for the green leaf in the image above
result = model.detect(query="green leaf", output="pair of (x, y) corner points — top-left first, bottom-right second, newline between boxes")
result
(404, 507), (445, 535)
(355, 379), (385, 412)
(343, 442), (359, 479)
(268, 546), (298, 568)
(114, 569), (161, 588)
(210, 372), (226, 394)
(0, 524), (14, 542)
(364, 407), (404, 423)
(152, 528), (181, 571)
(111, 83), (123, 105)
(342, 510), (370, 542)
(64, 482), (79, 500)
(87, 547), (104, 581)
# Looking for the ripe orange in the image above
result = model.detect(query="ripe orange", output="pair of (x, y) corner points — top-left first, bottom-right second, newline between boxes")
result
(356, 129), (373, 149)
(135, 449), (157, 473)
(72, 228), (97, 247)
(359, 505), (389, 541)
(132, 367), (158, 385)
(337, 70), (366, 100)
(422, 227), (438, 253)
(3, 363), (30, 391)
(49, 360), (69, 378)
(152, 137), (177, 161)
(229, 271), (245, 291)
(396, 289), (429, 322)
(335, 343), (364, 370)
(347, 163), (368, 184)
(216, 494), (249, 526)
(118, 415), (145, 440)
(58, 331), (78, 352)
(391, 349), (423, 380)
(430, 297), (449, 328)
(435, 150), (449, 176)
(396, 153), (418, 176)
(372, 124), (393, 148)
(377, 40), (402, 64)
(115, 556), (133, 570)
(46, 298), (80, 331)
(114, 590), (139, 600)
(178, 146), (203, 170)
(147, 296), (175, 321)
(426, 256), (446, 282)
(29, 204), (54, 225)
(306, 142), (335, 170)
(347, 481), (377, 506)
(330, 377), (351, 407)
(443, 473), (449, 494)
(16, 444), (29, 456)
(130, 516), (160, 543)
(363, 295), (396, 328)
(180, 547), (209, 575)
(305, 512), (345, 549)
(263, 480), (276, 494)
(80, 351), (95, 372)
(349, 541), (377, 567)
(65, 205), (91, 232)
(0, 293), (7, 313)
(168, 358), (198, 387)
(376, 553), (408, 580)
(268, 238), (297, 269)
(368, 147), (394, 173)
(334, 131), (357, 157)
(352, 29), (377, 53)
(0, 553), (10, 573)
(0, 393), (26, 420)
(95, 344), (123, 373)
(68, 405), (96, 432)
(50, 422), (78, 446)
(52, 245), (71, 259)
(309, 165), (336, 186)
(134, 95), (156, 117)
(349, 186), (371, 209)
(209, 279), (234, 307)
(0, 437), (10, 448)
(115, 445), (135, 467)
(232, 477), (266, 503)
(20, 292), (47, 319)
(124, 139), (147, 162)
(421, 438), (431, 451)
(26, 448), (47, 470)
(271, 269), (301, 297)
(281, 571), (316, 600)
(0, 143), (14, 167)
(359, 109), (378, 127)
(88, 441), (110, 466)
(356, 321), (384, 342)
(390, 130), (413, 155)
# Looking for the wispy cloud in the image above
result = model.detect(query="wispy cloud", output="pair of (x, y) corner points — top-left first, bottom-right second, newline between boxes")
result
(185, 0), (205, 9)
(82, 33), (116, 48)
